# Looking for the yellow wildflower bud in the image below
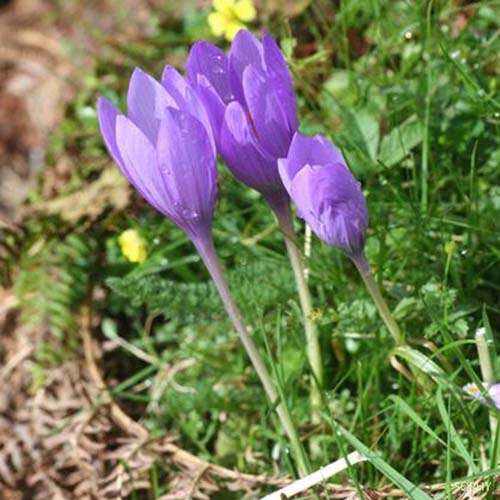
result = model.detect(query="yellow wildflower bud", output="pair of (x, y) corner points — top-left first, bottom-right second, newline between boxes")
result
(444, 240), (457, 257)
(118, 229), (147, 263)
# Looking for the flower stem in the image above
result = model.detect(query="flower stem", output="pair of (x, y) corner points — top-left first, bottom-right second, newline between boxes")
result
(271, 201), (324, 436)
(194, 235), (309, 477)
(476, 327), (498, 462)
(352, 254), (404, 346)
(303, 224), (312, 280)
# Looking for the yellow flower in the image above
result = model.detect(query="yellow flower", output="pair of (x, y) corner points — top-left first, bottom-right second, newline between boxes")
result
(444, 239), (457, 256)
(309, 309), (324, 322)
(118, 229), (147, 263)
(208, 0), (256, 41)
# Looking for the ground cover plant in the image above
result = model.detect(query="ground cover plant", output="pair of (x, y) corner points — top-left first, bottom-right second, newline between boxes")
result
(0, 0), (499, 498)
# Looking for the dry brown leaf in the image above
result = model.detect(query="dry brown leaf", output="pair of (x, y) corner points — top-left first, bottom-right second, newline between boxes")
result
(23, 168), (131, 223)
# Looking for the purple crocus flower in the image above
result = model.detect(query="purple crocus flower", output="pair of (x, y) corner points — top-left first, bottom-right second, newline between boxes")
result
(97, 67), (217, 244)
(97, 67), (311, 470)
(278, 132), (369, 265)
(188, 31), (328, 401)
(186, 29), (297, 211)
(278, 133), (407, 345)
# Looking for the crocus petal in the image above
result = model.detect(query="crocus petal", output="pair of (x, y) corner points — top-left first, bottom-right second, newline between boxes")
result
(97, 97), (124, 168)
(127, 68), (176, 143)
(277, 158), (293, 193)
(161, 65), (192, 103)
(162, 66), (216, 155)
(282, 132), (346, 183)
(220, 101), (282, 192)
(156, 108), (217, 236)
(228, 29), (264, 106)
(193, 76), (227, 148)
(262, 31), (298, 132)
(242, 64), (291, 158)
(289, 163), (368, 254)
(487, 384), (500, 408)
(115, 115), (170, 217)
(186, 42), (233, 104)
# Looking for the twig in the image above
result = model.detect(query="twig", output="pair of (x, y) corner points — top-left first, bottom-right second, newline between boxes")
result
(103, 335), (157, 364)
(260, 451), (366, 499)
(0, 345), (33, 379)
(187, 464), (210, 498)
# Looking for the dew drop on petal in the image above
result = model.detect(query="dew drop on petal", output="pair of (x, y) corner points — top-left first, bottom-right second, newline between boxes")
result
(174, 201), (200, 221)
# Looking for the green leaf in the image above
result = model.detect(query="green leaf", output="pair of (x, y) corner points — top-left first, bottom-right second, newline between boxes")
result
(392, 345), (446, 383)
(356, 109), (380, 161)
(379, 117), (422, 167)
(436, 388), (478, 473)
(389, 395), (445, 446)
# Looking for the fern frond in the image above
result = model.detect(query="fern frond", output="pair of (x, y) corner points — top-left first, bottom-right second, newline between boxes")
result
(15, 234), (97, 345)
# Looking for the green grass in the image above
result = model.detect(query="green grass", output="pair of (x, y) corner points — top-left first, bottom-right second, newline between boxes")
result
(7, 0), (500, 498)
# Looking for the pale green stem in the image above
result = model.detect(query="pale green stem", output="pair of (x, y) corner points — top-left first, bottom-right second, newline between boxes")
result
(352, 254), (404, 346)
(272, 203), (323, 433)
(194, 235), (309, 477)
(476, 328), (498, 462)
(303, 224), (312, 280)
(477, 329), (495, 385)
(420, 0), (433, 212)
